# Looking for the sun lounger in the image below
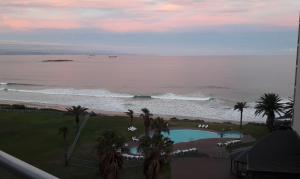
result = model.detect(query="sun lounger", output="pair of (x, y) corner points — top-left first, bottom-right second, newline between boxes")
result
(132, 136), (139, 142)
(128, 126), (137, 132)
(217, 142), (223, 147)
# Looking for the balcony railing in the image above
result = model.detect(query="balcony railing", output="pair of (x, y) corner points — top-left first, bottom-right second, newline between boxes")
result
(0, 150), (59, 179)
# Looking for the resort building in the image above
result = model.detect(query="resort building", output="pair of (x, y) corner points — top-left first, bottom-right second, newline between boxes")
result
(293, 17), (300, 135)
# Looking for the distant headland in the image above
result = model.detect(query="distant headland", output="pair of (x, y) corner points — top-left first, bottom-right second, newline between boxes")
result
(42, 59), (74, 62)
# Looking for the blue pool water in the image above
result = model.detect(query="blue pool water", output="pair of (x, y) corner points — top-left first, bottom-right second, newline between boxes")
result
(130, 129), (242, 154)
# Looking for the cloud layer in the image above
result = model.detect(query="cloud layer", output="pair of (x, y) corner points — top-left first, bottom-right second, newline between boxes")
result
(0, 0), (299, 32)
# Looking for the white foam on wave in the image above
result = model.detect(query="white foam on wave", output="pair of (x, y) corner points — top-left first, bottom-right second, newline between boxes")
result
(0, 87), (265, 122)
(1, 88), (213, 101)
(0, 82), (8, 85)
(152, 93), (211, 101)
(2, 88), (134, 98)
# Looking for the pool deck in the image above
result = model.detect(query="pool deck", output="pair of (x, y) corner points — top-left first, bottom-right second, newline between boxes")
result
(171, 135), (255, 179)
(128, 128), (255, 179)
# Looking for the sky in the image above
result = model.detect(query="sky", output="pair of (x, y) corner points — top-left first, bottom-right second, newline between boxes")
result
(0, 0), (299, 55)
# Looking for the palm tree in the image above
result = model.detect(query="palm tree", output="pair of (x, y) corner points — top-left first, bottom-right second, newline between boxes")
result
(138, 134), (173, 179)
(125, 109), (134, 126)
(66, 105), (88, 133)
(140, 108), (153, 136)
(97, 130), (125, 179)
(151, 117), (169, 135)
(58, 126), (69, 166)
(143, 150), (161, 179)
(284, 97), (294, 119)
(255, 93), (284, 130)
(234, 102), (247, 129)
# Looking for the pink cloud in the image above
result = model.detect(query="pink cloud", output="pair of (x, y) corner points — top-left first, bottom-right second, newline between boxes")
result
(0, 0), (298, 32)
(1, 16), (80, 30)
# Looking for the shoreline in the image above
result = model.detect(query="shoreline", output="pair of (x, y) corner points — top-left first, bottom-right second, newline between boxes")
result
(0, 99), (257, 124)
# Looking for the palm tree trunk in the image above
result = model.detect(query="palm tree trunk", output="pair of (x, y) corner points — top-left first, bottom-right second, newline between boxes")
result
(63, 138), (68, 166)
(145, 127), (149, 137)
(240, 111), (243, 129)
(75, 115), (79, 133)
(266, 114), (275, 131)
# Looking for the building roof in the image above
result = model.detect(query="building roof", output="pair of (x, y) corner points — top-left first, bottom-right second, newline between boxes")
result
(230, 147), (252, 164)
(247, 129), (300, 174)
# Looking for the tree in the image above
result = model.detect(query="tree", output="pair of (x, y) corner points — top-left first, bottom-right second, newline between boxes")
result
(151, 117), (169, 135)
(138, 134), (173, 179)
(97, 130), (125, 179)
(234, 102), (247, 129)
(140, 108), (153, 136)
(284, 97), (294, 119)
(58, 126), (69, 166)
(125, 109), (134, 126)
(66, 105), (88, 133)
(255, 93), (284, 130)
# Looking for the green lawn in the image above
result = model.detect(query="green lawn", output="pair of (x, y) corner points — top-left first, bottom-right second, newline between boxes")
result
(0, 109), (269, 178)
(0, 110), (167, 179)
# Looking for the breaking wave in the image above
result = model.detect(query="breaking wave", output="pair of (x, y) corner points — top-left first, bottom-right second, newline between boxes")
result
(0, 88), (212, 101)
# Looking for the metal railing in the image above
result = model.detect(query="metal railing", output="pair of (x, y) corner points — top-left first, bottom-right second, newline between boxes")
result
(0, 150), (59, 179)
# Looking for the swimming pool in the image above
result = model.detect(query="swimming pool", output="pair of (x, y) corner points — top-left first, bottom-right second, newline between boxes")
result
(130, 129), (242, 154)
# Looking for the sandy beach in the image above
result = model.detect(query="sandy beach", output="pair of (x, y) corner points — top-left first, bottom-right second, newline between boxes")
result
(0, 99), (245, 124)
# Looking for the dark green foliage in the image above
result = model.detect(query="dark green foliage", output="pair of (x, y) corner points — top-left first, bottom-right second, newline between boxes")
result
(97, 130), (125, 179)
(234, 102), (247, 129)
(255, 93), (284, 130)
(66, 105), (88, 133)
(140, 108), (153, 137)
(138, 134), (173, 179)
(125, 109), (134, 126)
(151, 117), (169, 135)
(284, 97), (294, 118)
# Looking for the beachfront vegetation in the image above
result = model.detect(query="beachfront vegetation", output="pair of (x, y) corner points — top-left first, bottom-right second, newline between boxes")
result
(140, 108), (153, 137)
(233, 102), (248, 129)
(151, 117), (170, 135)
(66, 105), (88, 133)
(97, 130), (125, 179)
(125, 109), (134, 126)
(0, 104), (271, 179)
(138, 134), (173, 179)
(254, 93), (284, 130)
(138, 109), (173, 179)
(284, 97), (294, 118)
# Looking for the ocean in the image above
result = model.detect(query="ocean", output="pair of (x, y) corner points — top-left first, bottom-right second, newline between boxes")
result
(0, 55), (296, 122)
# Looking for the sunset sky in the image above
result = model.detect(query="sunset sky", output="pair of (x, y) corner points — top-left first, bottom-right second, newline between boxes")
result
(0, 0), (299, 55)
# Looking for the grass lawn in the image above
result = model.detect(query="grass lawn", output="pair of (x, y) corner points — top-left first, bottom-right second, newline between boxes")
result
(0, 109), (167, 178)
(0, 109), (269, 178)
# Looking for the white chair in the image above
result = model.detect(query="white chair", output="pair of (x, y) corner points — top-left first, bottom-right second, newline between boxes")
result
(128, 126), (137, 132)
(205, 125), (208, 128)
(132, 136), (139, 142)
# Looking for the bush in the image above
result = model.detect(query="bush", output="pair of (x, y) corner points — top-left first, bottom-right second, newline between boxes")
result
(90, 111), (97, 116)
(11, 104), (26, 109)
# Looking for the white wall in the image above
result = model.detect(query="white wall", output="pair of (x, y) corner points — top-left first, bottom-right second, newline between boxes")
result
(293, 20), (300, 135)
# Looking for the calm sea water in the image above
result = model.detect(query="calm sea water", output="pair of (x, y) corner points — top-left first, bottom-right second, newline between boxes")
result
(0, 55), (296, 122)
